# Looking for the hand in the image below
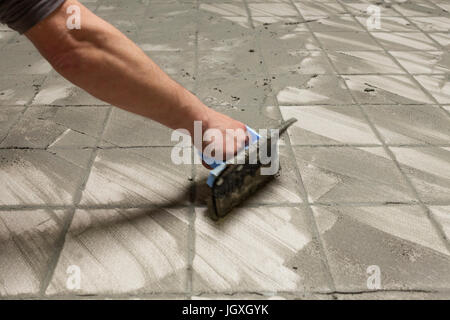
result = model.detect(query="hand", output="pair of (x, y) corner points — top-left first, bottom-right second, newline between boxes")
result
(199, 108), (249, 169)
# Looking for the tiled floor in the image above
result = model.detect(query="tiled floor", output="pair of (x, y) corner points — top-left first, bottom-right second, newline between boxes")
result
(0, 0), (449, 299)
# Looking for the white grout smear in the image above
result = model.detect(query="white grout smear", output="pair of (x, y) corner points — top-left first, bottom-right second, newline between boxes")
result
(194, 207), (313, 291)
(277, 86), (329, 104)
(139, 44), (181, 51)
(33, 84), (72, 105)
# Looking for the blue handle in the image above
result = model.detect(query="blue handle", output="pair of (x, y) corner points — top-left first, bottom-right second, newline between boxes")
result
(198, 126), (260, 187)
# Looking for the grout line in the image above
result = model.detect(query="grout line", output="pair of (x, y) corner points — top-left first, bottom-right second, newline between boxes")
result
(2, 101), (447, 107)
(186, 0), (201, 299)
(0, 204), (194, 212)
(3, 46), (449, 52)
(0, 146), (181, 150)
(3, 143), (450, 151)
(317, 0), (450, 253)
(263, 102), (448, 106)
(206, 47), (450, 51)
(242, 0), (255, 29)
(2, 200), (450, 212)
(6, 287), (450, 300)
(244, 0), (338, 295)
(0, 77), (47, 145)
(39, 103), (113, 296)
(270, 30), (450, 33)
(283, 143), (450, 148)
(199, 72), (448, 76)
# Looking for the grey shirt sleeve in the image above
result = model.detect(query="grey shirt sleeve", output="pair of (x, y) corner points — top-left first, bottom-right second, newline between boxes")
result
(0, 0), (66, 34)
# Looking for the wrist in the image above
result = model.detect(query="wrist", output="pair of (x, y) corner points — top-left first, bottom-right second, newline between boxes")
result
(181, 92), (211, 138)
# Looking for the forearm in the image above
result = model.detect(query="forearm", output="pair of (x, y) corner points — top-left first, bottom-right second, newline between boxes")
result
(25, 0), (209, 135)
